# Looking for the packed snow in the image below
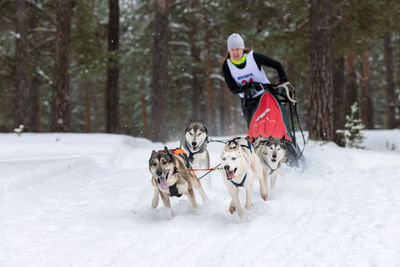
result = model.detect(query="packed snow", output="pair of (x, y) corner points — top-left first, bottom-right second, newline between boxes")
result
(1, 130), (400, 267)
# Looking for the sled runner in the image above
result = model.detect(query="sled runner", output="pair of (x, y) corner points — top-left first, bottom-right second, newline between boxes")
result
(247, 82), (305, 167)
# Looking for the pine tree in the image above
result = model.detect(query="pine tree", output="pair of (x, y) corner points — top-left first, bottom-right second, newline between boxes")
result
(344, 102), (365, 149)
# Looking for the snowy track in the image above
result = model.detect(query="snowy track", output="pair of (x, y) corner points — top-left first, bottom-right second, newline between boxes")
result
(1, 131), (400, 266)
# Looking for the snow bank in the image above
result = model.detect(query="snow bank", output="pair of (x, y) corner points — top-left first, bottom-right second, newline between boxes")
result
(1, 131), (400, 267)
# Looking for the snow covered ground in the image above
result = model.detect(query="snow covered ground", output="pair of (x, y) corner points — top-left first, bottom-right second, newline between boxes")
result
(0, 130), (400, 267)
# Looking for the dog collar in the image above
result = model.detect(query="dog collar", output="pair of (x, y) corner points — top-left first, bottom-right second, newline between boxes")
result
(230, 173), (247, 187)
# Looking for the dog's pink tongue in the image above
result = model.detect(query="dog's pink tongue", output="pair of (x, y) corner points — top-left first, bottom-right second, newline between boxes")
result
(227, 171), (235, 180)
(159, 177), (169, 190)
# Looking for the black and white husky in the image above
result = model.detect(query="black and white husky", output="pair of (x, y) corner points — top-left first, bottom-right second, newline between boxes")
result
(254, 137), (287, 193)
(180, 121), (211, 187)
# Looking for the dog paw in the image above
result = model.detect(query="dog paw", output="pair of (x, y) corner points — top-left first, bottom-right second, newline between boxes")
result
(229, 206), (236, 214)
(261, 193), (268, 201)
(245, 203), (254, 210)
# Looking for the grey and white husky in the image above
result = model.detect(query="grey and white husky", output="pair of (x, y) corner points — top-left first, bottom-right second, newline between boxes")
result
(180, 120), (211, 187)
(254, 136), (287, 194)
(149, 147), (208, 216)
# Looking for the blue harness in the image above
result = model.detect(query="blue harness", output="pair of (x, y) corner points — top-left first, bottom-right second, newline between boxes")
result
(185, 138), (208, 163)
(230, 173), (247, 187)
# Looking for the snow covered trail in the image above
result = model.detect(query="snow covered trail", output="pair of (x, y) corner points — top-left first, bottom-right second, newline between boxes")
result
(0, 131), (399, 267)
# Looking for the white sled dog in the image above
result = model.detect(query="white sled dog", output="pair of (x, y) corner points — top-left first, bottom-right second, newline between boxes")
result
(220, 137), (266, 219)
(254, 136), (287, 193)
(149, 147), (208, 216)
(180, 120), (212, 187)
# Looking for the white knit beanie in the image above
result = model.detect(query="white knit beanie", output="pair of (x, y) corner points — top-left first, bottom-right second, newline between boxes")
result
(227, 33), (245, 50)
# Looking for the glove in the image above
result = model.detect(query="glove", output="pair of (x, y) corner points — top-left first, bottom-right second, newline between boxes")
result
(244, 86), (257, 100)
(251, 82), (264, 91)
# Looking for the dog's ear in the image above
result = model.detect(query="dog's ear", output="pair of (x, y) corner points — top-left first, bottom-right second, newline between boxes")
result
(281, 136), (286, 142)
(164, 146), (169, 152)
(203, 124), (208, 134)
(149, 151), (156, 164)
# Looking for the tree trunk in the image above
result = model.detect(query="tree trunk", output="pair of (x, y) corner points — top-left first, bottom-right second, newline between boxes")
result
(223, 83), (232, 135)
(105, 0), (120, 133)
(345, 53), (358, 117)
(150, 0), (169, 142)
(332, 55), (345, 130)
(383, 33), (396, 129)
(30, 77), (40, 132)
(15, 0), (34, 131)
(232, 98), (239, 134)
(50, 0), (72, 132)
(85, 85), (92, 132)
(189, 1), (201, 122)
(308, 0), (335, 141)
(360, 50), (373, 129)
(218, 83), (225, 136)
(203, 8), (215, 135)
(332, 55), (345, 146)
(140, 77), (148, 136)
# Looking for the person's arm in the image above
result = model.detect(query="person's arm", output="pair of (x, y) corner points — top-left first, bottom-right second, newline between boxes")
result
(222, 61), (246, 94)
(253, 52), (288, 83)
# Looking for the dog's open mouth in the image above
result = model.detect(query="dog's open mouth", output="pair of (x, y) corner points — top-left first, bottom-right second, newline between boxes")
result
(225, 168), (237, 180)
(192, 145), (198, 151)
(271, 159), (277, 162)
(158, 171), (169, 190)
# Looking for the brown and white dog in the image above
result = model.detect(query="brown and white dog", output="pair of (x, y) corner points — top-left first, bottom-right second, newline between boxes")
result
(149, 147), (208, 216)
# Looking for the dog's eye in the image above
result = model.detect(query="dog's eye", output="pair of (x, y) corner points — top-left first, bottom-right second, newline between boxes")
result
(197, 132), (201, 136)
(189, 132), (193, 136)
(151, 162), (157, 167)
(232, 157), (237, 160)
(162, 161), (167, 165)
(222, 157), (226, 161)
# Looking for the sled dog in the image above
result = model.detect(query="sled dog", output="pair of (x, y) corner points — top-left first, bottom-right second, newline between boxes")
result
(254, 136), (287, 192)
(149, 147), (208, 216)
(180, 120), (211, 186)
(220, 137), (266, 219)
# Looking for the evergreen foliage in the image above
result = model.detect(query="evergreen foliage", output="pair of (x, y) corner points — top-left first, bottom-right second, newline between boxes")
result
(344, 102), (365, 149)
(1, 0), (399, 138)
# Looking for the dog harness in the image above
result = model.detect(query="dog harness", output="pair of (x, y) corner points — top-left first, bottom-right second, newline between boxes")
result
(226, 137), (253, 153)
(171, 148), (191, 168)
(184, 138), (208, 164)
(262, 158), (281, 175)
(230, 173), (247, 187)
(169, 183), (182, 197)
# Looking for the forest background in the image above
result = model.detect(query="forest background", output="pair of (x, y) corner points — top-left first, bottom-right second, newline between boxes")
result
(1, 0), (399, 143)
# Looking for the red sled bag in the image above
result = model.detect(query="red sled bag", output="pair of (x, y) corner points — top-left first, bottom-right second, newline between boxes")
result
(247, 92), (292, 143)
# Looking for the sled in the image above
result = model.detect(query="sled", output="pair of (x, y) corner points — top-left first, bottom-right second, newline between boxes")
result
(247, 82), (305, 167)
